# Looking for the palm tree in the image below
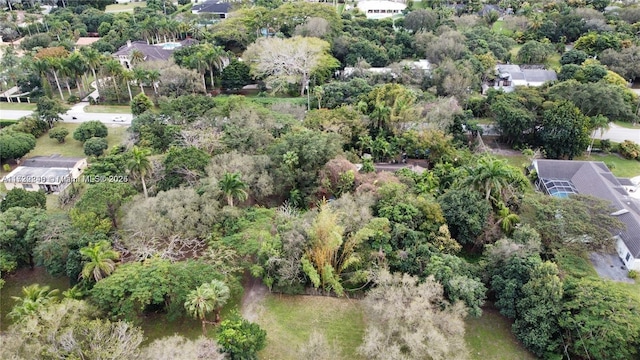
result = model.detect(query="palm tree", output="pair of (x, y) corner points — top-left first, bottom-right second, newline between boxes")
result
(588, 115), (610, 156)
(122, 69), (135, 102)
(189, 51), (208, 91)
(47, 57), (66, 100)
(184, 280), (230, 335)
(32, 58), (52, 97)
(129, 49), (146, 67)
(81, 47), (104, 99)
(103, 58), (123, 103)
(496, 203), (520, 235)
(147, 69), (160, 96)
(79, 240), (120, 282)
(126, 146), (151, 198)
(202, 44), (227, 89)
(219, 172), (248, 207)
(8, 284), (59, 322)
(133, 68), (148, 94)
(463, 156), (519, 203)
(67, 52), (88, 97)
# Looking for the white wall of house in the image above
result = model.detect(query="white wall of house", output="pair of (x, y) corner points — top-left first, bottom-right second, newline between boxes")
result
(616, 237), (640, 271)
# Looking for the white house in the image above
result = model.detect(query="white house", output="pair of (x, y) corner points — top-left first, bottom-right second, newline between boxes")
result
(1, 155), (87, 194)
(341, 59), (431, 78)
(489, 64), (557, 93)
(533, 160), (640, 272)
(357, 1), (407, 19)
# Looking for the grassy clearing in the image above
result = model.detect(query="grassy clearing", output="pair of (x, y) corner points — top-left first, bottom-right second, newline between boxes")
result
(494, 154), (529, 169)
(105, 1), (146, 13)
(613, 121), (640, 129)
(491, 20), (513, 36)
(545, 53), (562, 71)
(578, 153), (640, 178)
(84, 105), (132, 114)
(0, 102), (37, 111)
(465, 307), (536, 360)
(26, 123), (129, 158)
(509, 45), (522, 60)
(257, 294), (365, 360)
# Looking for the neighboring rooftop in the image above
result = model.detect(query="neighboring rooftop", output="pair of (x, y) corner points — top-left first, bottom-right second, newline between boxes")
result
(496, 64), (557, 84)
(22, 155), (84, 169)
(191, 0), (232, 14)
(533, 159), (640, 258)
(112, 39), (197, 62)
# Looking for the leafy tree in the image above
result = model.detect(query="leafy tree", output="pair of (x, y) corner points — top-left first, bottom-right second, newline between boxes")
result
(36, 97), (68, 129)
(513, 261), (563, 357)
(358, 271), (469, 360)
(126, 146), (151, 198)
(559, 278), (640, 360)
(516, 40), (556, 64)
(131, 93), (153, 116)
(79, 240), (120, 282)
(437, 188), (490, 245)
(574, 32), (622, 56)
(184, 280), (231, 335)
(0, 131), (36, 162)
(600, 46), (640, 82)
(491, 254), (542, 319)
(73, 120), (108, 142)
(560, 49), (588, 65)
(0, 188), (46, 212)
(83, 137), (108, 157)
(221, 59), (252, 93)
(73, 182), (137, 232)
(139, 335), (225, 360)
(461, 155), (525, 204)
(219, 172), (249, 207)
(0, 207), (47, 269)
(404, 9), (439, 32)
(313, 78), (372, 109)
(207, 151), (275, 203)
(48, 127), (69, 143)
(539, 101), (590, 159)
(159, 146), (210, 191)
(90, 258), (232, 320)
(216, 312), (267, 360)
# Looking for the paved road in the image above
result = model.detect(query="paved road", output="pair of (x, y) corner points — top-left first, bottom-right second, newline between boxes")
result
(596, 123), (640, 144)
(1, 101), (132, 125)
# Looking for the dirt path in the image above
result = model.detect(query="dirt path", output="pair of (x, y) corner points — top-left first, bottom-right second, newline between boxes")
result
(240, 275), (269, 322)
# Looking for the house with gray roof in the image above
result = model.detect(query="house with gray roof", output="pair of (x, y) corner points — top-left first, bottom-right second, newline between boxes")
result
(533, 159), (640, 271)
(486, 64), (557, 93)
(1, 155), (87, 194)
(112, 39), (198, 69)
(191, 0), (232, 18)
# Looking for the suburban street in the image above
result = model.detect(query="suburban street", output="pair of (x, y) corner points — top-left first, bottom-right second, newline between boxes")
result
(480, 123), (640, 144)
(0, 101), (132, 125)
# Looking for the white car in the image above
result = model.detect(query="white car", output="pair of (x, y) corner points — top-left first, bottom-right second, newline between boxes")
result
(112, 116), (125, 122)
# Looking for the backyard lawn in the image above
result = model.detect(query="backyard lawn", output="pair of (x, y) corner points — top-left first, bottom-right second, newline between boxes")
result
(0, 102), (37, 111)
(256, 294), (366, 360)
(25, 123), (129, 159)
(465, 307), (537, 360)
(84, 105), (132, 114)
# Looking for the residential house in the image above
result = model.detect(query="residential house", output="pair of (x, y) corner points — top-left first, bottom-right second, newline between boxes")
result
(340, 59), (431, 78)
(2, 155), (87, 194)
(487, 64), (557, 93)
(356, 1), (407, 19)
(191, 0), (232, 18)
(533, 159), (640, 271)
(112, 39), (198, 69)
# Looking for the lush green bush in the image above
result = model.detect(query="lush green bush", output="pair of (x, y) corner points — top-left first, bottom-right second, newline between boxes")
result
(216, 311), (267, 360)
(73, 121), (108, 142)
(83, 137), (108, 157)
(49, 127), (70, 143)
(618, 140), (640, 160)
(0, 188), (46, 212)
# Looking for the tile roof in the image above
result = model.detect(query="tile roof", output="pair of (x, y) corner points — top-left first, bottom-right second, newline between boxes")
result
(192, 0), (231, 13)
(496, 64), (557, 83)
(113, 41), (174, 61)
(534, 159), (640, 257)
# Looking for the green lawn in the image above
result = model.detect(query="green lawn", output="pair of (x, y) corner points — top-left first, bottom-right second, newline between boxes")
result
(509, 45), (522, 60)
(578, 153), (640, 178)
(613, 121), (640, 129)
(0, 102), (37, 111)
(26, 123), (129, 158)
(84, 105), (132, 114)
(256, 294), (366, 360)
(105, 1), (146, 13)
(494, 154), (530, 169)
(491, 20), (513, 36)
(465, 307), (537, 360)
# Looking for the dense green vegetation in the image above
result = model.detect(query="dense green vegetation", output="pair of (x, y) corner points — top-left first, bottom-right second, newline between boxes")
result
(1, 0), (640, 358)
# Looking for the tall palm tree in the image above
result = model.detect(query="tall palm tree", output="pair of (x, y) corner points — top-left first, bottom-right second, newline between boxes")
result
(8, 284), (59, 322)
(202, 44), (227, 89)
(588, 114), (610, 156)
(129, 49), (146, 67)
(184, 280), (230, 335)
(79, 240), (120, 282)
(189, 51), (208, 91)
(32, 58), (52, 97)
(103, 58), (123, 103)
(122, 69), (135, 102)
(219, 172), (248, 207)
(147, 69), (160, 96)
(67, 52), (88, 97)
(463, 156), (519, 203)
(81, 47), (104, 99)
(133, 68), (148, 94)
(47, 57), (66, 100)
(126, 146), (151, 198)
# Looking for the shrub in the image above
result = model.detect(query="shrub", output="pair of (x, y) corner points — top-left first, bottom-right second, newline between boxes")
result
(618, 140), (640, 160)
(83, 137), (109, 157)
(67, 95), (80, 104)
(49, 127), (69, 143)
(600, 139), (612, 153)
(629, 270), (638, 280)
(73, 121), (108, 143)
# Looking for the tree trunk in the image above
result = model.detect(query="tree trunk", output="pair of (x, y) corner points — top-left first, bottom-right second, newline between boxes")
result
(141, 176), (148, 198)
(227, 195), (233, 207)
(202, 73), (207, 91)
(209, 68), (215, 90)
(126, 81), (133, 102)
(201, 318), (207, 336)
(139, 82), (145, 94)
(92, 67), (101, 99)
(65, 79), (72, 96)
(112, 78), (120, 103)
(52, 70), (65, 100)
